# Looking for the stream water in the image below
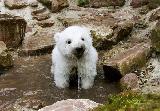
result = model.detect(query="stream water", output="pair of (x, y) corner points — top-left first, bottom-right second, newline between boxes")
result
(0, 54), (121, 110)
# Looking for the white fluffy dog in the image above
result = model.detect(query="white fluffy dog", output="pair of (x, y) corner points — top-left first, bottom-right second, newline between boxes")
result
(51, 26), (98, 89)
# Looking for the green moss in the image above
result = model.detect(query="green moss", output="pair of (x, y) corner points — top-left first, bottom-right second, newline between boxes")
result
(77, 0), (89, 7)
(92, 92), (160, 111)
(148, 0), (160, 9)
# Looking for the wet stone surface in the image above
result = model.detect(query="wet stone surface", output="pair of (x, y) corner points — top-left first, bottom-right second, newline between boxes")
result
(0, 54), (121, 110)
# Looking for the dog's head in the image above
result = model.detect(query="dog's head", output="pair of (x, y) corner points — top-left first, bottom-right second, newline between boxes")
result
(54, 26), (93, 59)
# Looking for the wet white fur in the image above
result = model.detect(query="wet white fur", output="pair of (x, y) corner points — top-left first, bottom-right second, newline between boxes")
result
(51, 26), (98, 89)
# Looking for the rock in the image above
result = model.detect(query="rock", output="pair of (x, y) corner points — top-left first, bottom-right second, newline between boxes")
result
(32, 13), (50, 21)
(149, 8), (160, 21)
(19, 29), (55, 56)
(77, 0), (125, 8)
(0, 41), (13, 68)
(151, 21), (160, 52)
(92, 20), (133, 50)
(31, 7), (47, 15)
(120, 73), (139, 90)
(37, 0), (52, 9)
(111, 21), (133, 43)
(58, 13), (133, 50)
(102, 43), (150, 76)
(37, 20), (54, 28)
(0, 14), (27, 48)
(29, 1), (38, 7)
(4, 0), (28, 9)
(148, 0), (160, 10)
(131, 0), (149, 8)
(51, 0), (69, 12)
(37, 0), (69, 12)
(38, 99), (99, 111)
(14, 98), (45, 111)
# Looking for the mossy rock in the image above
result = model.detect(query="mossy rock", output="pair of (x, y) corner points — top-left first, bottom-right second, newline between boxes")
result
(77, 0), (89, 7)
(91, 30), (114, 50)
(103, 43), (150, 76)
(151, 22), (160, 52)
(92, 92), (160, 111)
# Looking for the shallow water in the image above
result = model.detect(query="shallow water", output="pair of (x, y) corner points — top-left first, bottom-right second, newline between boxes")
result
(0, 54), (121, 110)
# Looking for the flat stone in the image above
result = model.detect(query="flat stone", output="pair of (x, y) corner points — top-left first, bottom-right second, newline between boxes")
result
(37, 20), (54, 28)
(0, 14), (26, 48)
(0, 41), (13, 68)
(103, 43), (150, 76)
(4, 0), (28, 9)
(38, 99), (99, 111)
(19, 29), (55, 56)
(120, 73), (139, 90)
(31, 7), (47, 16)
(32, 13), (50, 21)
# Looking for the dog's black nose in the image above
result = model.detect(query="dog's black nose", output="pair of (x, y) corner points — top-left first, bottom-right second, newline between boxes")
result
(75, 47), (84, 52)
(74, 46), (85, 58)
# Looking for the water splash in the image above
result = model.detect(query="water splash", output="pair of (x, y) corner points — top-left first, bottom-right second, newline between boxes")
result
(77, 75), (81, 98)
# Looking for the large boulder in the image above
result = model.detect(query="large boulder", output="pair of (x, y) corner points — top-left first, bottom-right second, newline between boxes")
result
(19, 29), (55, 56)
(38, 99), (99, 111)
(0, 41), (13, 68)
(102, 43), (150, 76)
(77, 0), (125, 8)
(58, 12), (133, 50)
(4, 0), (28, 9)
(0, 14), (27, 48)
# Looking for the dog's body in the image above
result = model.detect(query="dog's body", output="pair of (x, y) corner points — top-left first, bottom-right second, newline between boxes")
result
(51, 26), (98, 89)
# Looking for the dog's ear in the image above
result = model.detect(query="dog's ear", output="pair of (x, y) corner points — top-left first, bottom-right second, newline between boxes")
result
(54, 32), (61, 43)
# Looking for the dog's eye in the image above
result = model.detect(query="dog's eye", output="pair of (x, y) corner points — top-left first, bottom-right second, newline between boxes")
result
(81, 37), (85, 41)
(66, 39), (72, 44)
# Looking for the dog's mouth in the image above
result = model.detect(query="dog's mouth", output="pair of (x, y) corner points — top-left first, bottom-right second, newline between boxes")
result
(73, 48), (85, 59)
(74, 50), (85, 59)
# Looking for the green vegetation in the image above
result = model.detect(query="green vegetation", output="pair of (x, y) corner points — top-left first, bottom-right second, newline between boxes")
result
(77, 0), (89, 7)
(148, 0), (160, 9)
(92, 92), (160, 111)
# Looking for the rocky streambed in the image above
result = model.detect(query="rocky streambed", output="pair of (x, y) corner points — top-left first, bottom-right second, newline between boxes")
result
(0, 0), (160, 111)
